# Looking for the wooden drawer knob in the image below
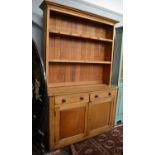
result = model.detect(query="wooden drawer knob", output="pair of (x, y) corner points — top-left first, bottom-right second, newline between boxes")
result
(108, 92), (111, 96)
(95, 95), (98, 98)
(62, 99), (66, 103)
(80, 97), (84, 100)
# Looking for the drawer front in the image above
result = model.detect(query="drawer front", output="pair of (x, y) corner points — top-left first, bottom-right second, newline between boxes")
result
(90, 89), (116, 101)
(55, 93), (89, 104)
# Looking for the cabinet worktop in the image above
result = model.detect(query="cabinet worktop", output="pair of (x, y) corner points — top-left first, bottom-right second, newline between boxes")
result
(48, 84), (117, 96)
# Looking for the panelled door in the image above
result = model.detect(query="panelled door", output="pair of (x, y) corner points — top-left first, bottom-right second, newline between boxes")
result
(54, 93), (89, 148)
(88, 91), (116, 136)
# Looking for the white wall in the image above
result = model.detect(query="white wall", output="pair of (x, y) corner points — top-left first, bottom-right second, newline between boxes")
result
(82, 0), (123, 14)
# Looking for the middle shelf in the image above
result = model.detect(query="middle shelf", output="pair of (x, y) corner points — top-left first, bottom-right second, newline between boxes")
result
(48, 59), (112, 64)
(49, 30), (113, 43)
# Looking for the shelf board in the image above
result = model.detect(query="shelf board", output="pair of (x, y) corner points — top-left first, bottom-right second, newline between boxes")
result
(49, 30), (113, 43)
(48, 59), (112, 64)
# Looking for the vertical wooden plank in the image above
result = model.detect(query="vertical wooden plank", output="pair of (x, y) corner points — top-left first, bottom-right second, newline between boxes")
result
(77, 39), (81, 60)
(81, 39), (86, 61)
(49, 35), (55, 60)
(77, 18), (82, 35)
(98, 25), (103, 38)
(91, 22), (95, 37)
(113, 89), (119, 125)
(61, 16), (66, 32)
(109, 26), (115, 85)
(49, 12), (56, 31)
(106, 89), (117, 128)
(43, 7), (50, 85)
(55, 13), (61, 32)
(49, 97), (55, 151)
(84, 103), (88, 136)
(87, 101), (91, 136)
(101, 25), (106, 39)
(71, 17), (76, 35)
(55, 107), (60, 146)
(90, 41), (94, 61)
(60, 36), (66, 59)
(94, 23), (100, 38)
(101, 43), (105, 61)
(93, 41), (97, 61)
(82, 20), (86, 36)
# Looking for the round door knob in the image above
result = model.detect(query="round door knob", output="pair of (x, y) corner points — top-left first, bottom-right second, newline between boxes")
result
(95, 95), (98, 98)
(80, 97), (84, 100)
(62, 99), (66, 103)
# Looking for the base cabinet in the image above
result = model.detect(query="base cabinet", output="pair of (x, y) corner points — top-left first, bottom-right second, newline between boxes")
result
(49, 86), (118, 149)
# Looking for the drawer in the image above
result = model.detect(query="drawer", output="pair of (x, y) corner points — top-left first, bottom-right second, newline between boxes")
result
(90, 89), (116, 102)
(55, 93), (89, 105)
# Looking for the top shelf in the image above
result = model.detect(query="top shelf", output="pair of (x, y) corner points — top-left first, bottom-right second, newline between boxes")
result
(49, 30), (113, 43)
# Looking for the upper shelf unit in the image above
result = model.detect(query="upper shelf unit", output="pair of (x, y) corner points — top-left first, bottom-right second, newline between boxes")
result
(49, 11), (114, 41)
(40, 1), (118, 87)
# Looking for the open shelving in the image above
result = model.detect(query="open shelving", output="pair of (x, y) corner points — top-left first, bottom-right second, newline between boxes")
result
(43, 6), (116, 87)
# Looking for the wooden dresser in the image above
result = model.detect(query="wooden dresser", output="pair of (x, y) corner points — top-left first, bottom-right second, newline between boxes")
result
(40, 0), (118, 150)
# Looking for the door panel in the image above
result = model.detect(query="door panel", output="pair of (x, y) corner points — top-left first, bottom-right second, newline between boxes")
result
(90, 101), (111, 130)
(89, 97), (114, 135)
(60, 107), (85, 139)
(54, 101), (88, 147)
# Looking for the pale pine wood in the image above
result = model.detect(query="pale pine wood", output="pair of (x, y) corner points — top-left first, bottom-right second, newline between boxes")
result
(54, 100), (88, 147)
(40, 1), (117, 26)
(49, 34), (113, 62)
(89, 125), (110, 136)
(49, 30), (113, 42)
(53, 87), (117, 148)
(54, 125), (110, 149)
(55, 93), (89, 105)
(60, 107), (86, 139)
(58, 102), (87, 111)
(48, 59), (112, 64)
(84, 103), (88, 136)
(48, 63), (108, 87)
(90, 90), (114, 102)
(55, 134), (84, 148)
(40, 0), (118, 149)
(109, 89), (118, 127)
(42, 0), (116, 87)
(88, 97), (113, 134)
(54, 107), (60, 145)
(49, 60), (111, 64)
(48, 81), (103, 88)
(49, 97), (55, 150)
(109, 27), (116, 85)
(48, 84), (117, 96)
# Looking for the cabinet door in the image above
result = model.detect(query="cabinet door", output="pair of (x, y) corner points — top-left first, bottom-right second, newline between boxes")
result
(88, 97), (115, 136)
(54, 101), (88, 148)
